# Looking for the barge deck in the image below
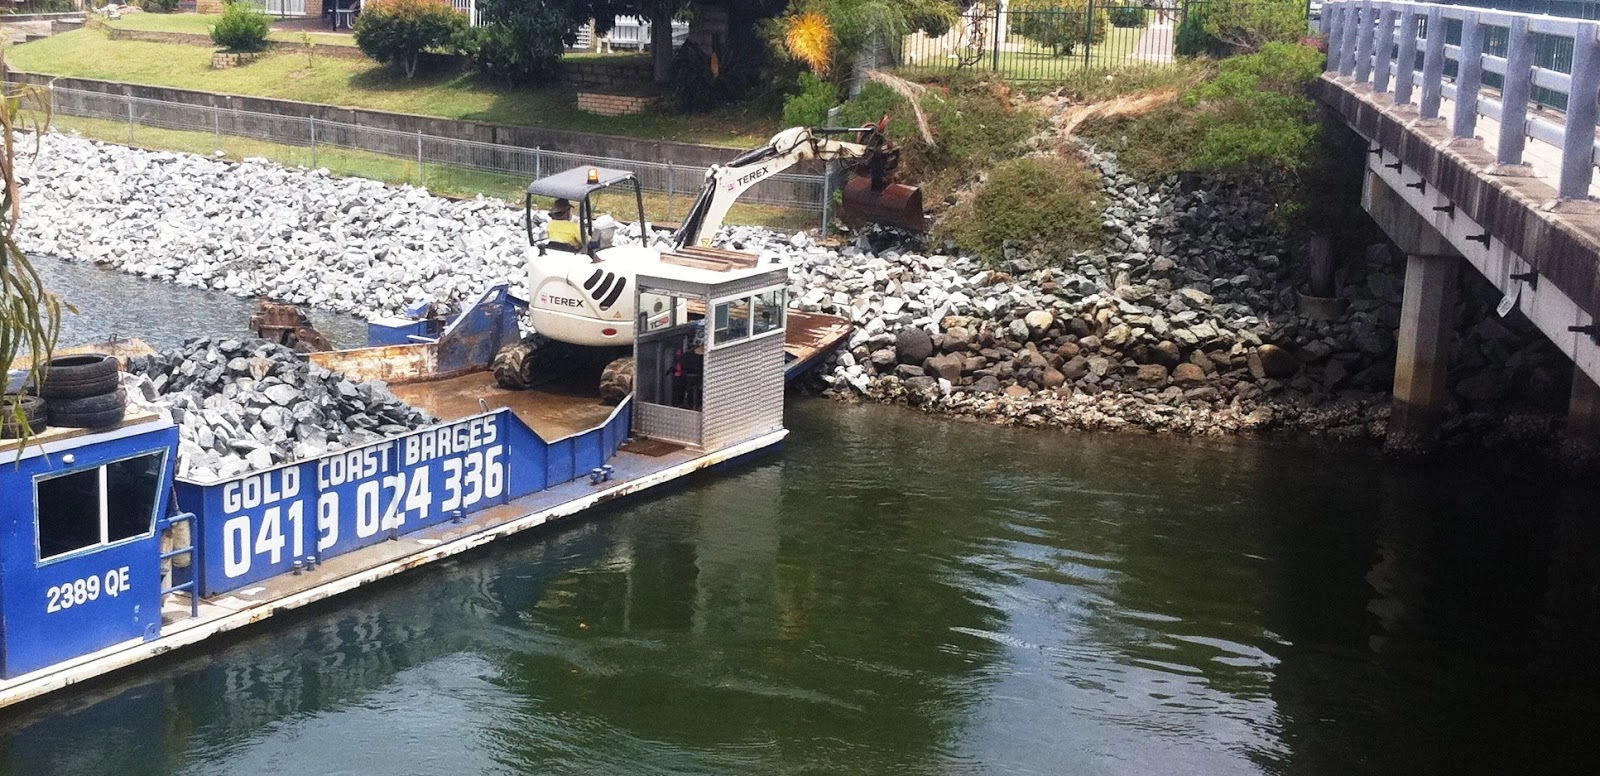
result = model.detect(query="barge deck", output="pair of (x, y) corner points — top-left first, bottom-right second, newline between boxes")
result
(0, 268), (847, 711)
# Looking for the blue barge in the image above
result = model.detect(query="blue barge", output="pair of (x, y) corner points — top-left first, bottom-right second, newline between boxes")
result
(0, 262), (844, 709)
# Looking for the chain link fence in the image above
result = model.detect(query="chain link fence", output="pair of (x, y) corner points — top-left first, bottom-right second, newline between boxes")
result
(37, 85), (826, 229)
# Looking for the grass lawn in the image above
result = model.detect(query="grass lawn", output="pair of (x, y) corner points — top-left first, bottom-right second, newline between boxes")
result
(107, 11), (358, 46)
(23, 111), (813, 232)
(6, 29), (778, 146)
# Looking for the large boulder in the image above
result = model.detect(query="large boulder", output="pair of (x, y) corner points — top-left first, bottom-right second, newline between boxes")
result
(1173, 363), (1207, 385)
(924, 353), (964, 383)
(1256, 344), (1298, 378)
(896, 327), (935, 364)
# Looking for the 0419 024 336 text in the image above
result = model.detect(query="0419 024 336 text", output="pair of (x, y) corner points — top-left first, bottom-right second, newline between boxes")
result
(214, 416), (506, 582)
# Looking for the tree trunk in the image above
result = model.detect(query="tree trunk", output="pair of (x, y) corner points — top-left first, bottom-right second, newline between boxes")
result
(652, 10), (674, 84)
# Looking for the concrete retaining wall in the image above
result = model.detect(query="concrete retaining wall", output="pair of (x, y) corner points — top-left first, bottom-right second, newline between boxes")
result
(5, 71), (771, 170)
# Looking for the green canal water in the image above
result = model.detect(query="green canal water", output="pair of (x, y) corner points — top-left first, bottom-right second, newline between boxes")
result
(1, 400), (1596, 775)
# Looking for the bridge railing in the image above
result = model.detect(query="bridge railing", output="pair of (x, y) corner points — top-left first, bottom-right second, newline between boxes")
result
(1323, 0), (1600, 200)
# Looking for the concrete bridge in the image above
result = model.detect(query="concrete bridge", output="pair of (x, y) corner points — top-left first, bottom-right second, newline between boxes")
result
(1318, 0), (1600, 448)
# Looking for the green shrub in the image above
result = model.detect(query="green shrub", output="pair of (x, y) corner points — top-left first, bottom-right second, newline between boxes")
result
(1009, 0), (1109, 56)
(1201, 0), (1308, 54)
(1182, 41), (1323, 173)
(209, 1), (271, 53)
(1106, 5), (1148, 28)
(939, 156), (1102, 263)
(140, 0), (181, 12)
(782, 71), (838, 127)
(1174, 1), (1226, 57)
(457, 8), (568, 85)
(354, 0), (468, 80)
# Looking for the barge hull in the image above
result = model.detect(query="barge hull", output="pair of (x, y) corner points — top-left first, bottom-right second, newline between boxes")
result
(0, 429), (784, 711)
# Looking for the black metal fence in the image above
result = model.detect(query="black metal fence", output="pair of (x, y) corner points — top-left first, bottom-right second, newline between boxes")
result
(895, 2), (1186, 81)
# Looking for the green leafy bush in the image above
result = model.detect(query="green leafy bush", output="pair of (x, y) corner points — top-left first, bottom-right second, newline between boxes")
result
(140, 0), (182, 12)
(939, 156), (1102, 263)
(209, 1), (271, 53)
(1174, 1), (1226, 57)
(782, 71), (839, 127)
(1183, 41), (1322, 173)
(1106, 4), (1148, 28)
(1201, 0), (1308, 54)
(354, 0), (468, 80)
(457, 8), (568, 84)
(1009, 0), (1109, 56)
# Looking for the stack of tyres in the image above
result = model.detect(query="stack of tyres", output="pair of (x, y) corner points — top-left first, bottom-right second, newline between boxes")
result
(41, 354), (127, 429)
(0, 394), (46, 438)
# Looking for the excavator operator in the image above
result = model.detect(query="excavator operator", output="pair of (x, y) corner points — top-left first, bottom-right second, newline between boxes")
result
(546, 198), (582, 251)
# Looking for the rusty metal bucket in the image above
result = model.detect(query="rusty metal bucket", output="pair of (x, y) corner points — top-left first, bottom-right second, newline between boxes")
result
(840, 178), (926, 232)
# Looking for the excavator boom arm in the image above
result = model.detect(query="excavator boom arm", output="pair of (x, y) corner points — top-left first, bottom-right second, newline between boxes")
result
(673, 126), (882, 249)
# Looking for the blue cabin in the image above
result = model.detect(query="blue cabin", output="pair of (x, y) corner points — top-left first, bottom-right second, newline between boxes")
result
(0, 414), (183, 678)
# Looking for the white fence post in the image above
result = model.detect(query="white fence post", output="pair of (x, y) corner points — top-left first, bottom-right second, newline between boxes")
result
(1452, 13), (1485, 140)
(1394, 9), (1421, 105)
(126, 97), (134, 144)
(1497, 16), (1534, 166)
(1560, 25), (1600, 199)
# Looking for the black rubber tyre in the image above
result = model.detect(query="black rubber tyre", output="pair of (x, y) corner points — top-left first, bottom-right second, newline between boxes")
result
(598, 357), (635, 405)
(0, 394), (47, 439)
(48, 388), (127, 417)
(48, 404), (126, 430)
(41, 354), (120, 399)
(493, 335), (555, 390)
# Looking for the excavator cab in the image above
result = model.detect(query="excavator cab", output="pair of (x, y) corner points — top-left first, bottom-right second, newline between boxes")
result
(524, 167), (649, 256)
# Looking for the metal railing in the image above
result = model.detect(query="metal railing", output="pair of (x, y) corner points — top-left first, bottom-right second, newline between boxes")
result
(896, 3), (1185, 81)
(36, 85), (826, 224)
(1323, 0), (1600, 199)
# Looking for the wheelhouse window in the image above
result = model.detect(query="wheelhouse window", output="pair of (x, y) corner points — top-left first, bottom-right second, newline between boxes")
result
(37, 452), (165, 561)
(752, 289), (785, 336)
(713, 297), (752, 345)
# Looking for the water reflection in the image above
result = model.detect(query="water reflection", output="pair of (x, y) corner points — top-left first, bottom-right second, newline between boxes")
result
(33, 255), (367, 350)
(0, 403), (1598, 775)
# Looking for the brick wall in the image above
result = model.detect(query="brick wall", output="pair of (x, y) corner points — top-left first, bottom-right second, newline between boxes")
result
(576, 91), (659, 117)
(563, 59), (654, 90)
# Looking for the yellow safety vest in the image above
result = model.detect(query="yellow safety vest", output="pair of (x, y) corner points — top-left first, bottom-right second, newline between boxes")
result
(548, 219), (581, 248)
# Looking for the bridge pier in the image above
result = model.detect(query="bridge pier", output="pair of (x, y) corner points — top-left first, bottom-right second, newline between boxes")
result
(1570, 371), (1600, 438)
(1361, 172), (1464, 452)
(1389, 253), (1461, 453)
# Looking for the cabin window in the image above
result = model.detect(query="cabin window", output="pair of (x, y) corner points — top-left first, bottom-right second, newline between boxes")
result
(713, 297), (751, 345)
(36, 452), (165, 561)
(752, 289), (785, 337)
(641, 292), (689, 334)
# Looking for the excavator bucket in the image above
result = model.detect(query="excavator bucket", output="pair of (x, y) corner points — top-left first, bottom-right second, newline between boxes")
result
(840, 178), (926, 232)
(838, 115), (926, 231)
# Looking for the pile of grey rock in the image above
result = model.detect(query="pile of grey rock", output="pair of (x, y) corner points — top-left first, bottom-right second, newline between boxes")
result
(124, 337), (433, 480)
(13, 133), (670, 319)
(749, 146), (1566, 440)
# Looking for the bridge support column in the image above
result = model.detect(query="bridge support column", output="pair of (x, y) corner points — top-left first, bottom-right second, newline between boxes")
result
(1570, 370), (1600, 438)
(1388, 253), (1460, 453)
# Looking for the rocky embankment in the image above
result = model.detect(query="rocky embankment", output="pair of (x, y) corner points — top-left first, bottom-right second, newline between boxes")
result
(17, 132), (1570, 449)
(15, 133), (668, 319)
(123, 338), (434, 480)
(744, 148), (1568, 442)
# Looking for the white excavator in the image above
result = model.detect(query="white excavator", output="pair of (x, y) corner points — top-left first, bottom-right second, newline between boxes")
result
(492, 119), (923, 401)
